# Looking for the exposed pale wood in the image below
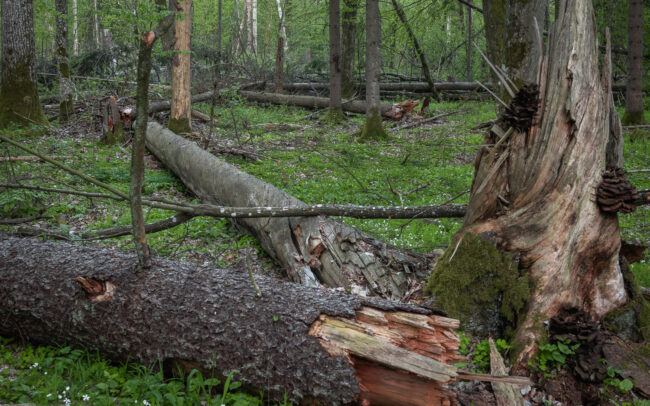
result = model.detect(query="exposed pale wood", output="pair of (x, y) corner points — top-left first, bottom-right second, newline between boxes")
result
(489, 338), (525, 406)
(455, 372), (532, 386)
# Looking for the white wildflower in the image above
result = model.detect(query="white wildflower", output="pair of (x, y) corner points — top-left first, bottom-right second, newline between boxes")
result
(143, 400), (151, 406)
(58, 394), (62, 399)
(44, 371), (47, 375)
(46, 394), (52, 398)
(65, 386), (70, 391)
(64, 398), (71, 405)
(31, 362), (38, 368)
(82, 394), (90, 401)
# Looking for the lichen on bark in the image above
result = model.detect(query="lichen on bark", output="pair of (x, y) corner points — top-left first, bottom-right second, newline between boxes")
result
(425, 232), (530, 337)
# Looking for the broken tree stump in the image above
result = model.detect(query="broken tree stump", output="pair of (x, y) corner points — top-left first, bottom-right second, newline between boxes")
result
(0, 235), (464, 405)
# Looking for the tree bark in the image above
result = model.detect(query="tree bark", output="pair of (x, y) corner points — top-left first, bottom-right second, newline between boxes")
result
(72, 0), (79, 56)
(55, 0), (73, 122)
(341, 0), (358, 99)
(0, 235), (463, 406)
(329, 0), (343, 117)
(427, 0), (629, 365)
(466, 1), (472, 82)
(0, 0), (47, 128)
(169, 0), (192, 134)
(390, 0), (440, 101)
(359, 0), (387, 140)
(239, 90), (393, 115)
(274, 36), (284, 92)
(145, 122), (430, 299)
(622, 0), (645, 125)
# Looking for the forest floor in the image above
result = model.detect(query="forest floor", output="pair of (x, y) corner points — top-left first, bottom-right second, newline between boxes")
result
(1, 83), (649, 405)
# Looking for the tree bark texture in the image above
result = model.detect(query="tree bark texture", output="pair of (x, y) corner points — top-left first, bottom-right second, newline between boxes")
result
(360, 0), (387, 139)
(341, 0), (358, 99)
(0, 0), (46, 128)
(169, 0), (192, 134)
(391, 0), (439, 101)
(0, 235), (462, 405)
(145, 122), (431, 299)
(55, 0), (73, 122)
(329, 0), (343, 111)
(623, 0), (645, 125)
(274, 36), (284, 93)
(238, 90), (394, 115)
(429, 0), (628, 365)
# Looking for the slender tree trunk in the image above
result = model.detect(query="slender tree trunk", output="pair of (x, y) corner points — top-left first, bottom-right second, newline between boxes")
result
(482, 0), (506, 86)
(466, 1), (472, 81)
(275, 0), (289, 52)
(328, 0), (344, 119)
(72, 0), (79, 56)
(251, 0), (258, 54)
(274, 36), (284, 92)
(94, 0), (101, 49)
(622, 0), (645, 125)
(55, 0), (73, 122)
(359, 0), (387, 140)
(217, 0), (222, 61)
(341, 0), (358, 99)
(0, 0), (47, 128)
(169, 0), (193, 134)
(426, 0), (631, 366)
(390, 0), (439, 100)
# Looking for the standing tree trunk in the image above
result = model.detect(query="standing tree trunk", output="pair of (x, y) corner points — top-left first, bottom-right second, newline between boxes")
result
(426, 0), (633, 366)
(274, 36), (284, 93)
(251, 0), (258, 54)
(328, 0), (344, 121)
(341, 0), (358, 99)
(169, 0), (193, 134)
(0, 0), (47, 128)
(622, 0), (645, 125)
(72, 0), (79, 56)
(217, 0), (222, 62)
(466, 0), (472, 82)
(359, 0), (387, 140)
(55, 0), (73, 122)
(390, 0), (440, 101)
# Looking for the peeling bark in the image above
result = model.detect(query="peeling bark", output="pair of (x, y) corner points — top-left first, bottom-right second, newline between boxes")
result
(145, 122), (432, 299)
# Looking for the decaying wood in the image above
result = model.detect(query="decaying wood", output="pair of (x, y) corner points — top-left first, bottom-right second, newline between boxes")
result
(145, 122), (435, 298)
(0, 155), (71, 162)
(489, 338), (525, 406)
(434, 0), (630, 366)
(0, 235), (465, 405)
(274, 81), (483, 93)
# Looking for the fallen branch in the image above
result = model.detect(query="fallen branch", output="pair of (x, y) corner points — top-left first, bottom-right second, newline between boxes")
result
(393, 109), (470, 131)
(0, 155), (71, 162)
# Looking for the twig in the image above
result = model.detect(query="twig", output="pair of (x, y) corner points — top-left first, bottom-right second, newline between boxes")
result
(627, 169), (650, 173)
(0, 213), (52, 225)
(0, 156), (71, 162)
(623, 124), (650, 129)
(0, 183), (122, 200)
(476, 81), (509, 109)
(393, 108), (471, 131)
(473, 43), (515, 98)
(448, 235), (464, 263)
(442, 189), (470, 205)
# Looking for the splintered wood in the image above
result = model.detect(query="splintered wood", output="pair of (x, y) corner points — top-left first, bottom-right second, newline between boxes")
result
(309, 307), (464, 406)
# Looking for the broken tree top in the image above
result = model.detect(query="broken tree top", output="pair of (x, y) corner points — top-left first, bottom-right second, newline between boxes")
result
(0, 235), (467, 405)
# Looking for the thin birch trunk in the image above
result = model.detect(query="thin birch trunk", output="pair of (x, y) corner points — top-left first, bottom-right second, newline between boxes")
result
(72, 0), (79, 56)
(55, 0), (74, 122)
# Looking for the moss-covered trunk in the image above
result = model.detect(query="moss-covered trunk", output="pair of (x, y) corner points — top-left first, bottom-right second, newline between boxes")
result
(427, 0), (631, 365)
(0, 0), (46, 128)
(55, 0), (74, 122)
(622, 0), (645, 125)
(359, 0), (387, 140)
(341, 0), (358, 99)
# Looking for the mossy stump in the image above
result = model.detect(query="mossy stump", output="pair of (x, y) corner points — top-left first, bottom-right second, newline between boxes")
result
(321, 107), (346, 125)
(425, 233), (530, 338)
(168, 117), (192, 134)
(622, 110), (646, 126)
(358, 109), (388, 140)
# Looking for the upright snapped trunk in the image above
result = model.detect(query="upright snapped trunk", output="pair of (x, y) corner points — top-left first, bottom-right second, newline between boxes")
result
(0, 0), (47, 128)
(55, 0), (74, 122)
(169, 0), (192, 134)
(274, 36), (284, 93)
(622, 0), (645, 125)
(359, 0), (387, 140)
(341, 0), (358, 99)
(328, 0), (343, 118)
(427, 0), (629, 365)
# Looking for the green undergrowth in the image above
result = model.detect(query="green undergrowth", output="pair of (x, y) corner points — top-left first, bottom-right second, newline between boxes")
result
(0, 336), (290, 405)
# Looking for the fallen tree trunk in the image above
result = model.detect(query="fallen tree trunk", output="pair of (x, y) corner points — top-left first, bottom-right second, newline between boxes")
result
(272, 81), (628, 93)
(0, 235), (465, 405)
(145, 122), (432, 298)
(238, 90), (394, 115)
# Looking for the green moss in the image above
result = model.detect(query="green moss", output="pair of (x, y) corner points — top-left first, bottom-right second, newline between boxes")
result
(0, 63), (47, 129)
(604, 263), (650, 342)
(168, 117), (192, 134)
(358, 109), (388, 140)
(622, 110), (646, 126)
(321, 107), (346, 125)
(425, 232), (530, 337)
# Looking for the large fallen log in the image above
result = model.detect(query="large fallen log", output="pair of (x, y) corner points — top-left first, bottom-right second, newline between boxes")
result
(0, 235), (465, 405)
(145, 122), (436, 298)
(238, 90), (394, 115)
